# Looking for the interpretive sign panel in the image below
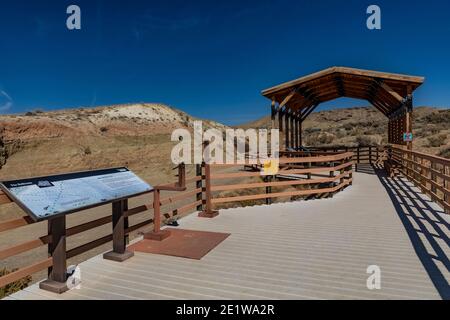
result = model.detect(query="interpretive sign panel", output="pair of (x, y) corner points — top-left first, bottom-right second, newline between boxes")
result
(0, 167), (153, 221)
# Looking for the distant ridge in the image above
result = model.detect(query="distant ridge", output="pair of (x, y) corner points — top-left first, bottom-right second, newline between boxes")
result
(238, 106), (450, 158)
(0, 103), (229, 179)
(0, 103), (227, 141)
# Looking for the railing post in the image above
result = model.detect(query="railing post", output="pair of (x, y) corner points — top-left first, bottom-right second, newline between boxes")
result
(196, 163), (203, 211)
(413, 154), (417, 182)
(430, 161), (436, 195)
(198, 163), (219, 218)
(356, 147), (360, 171)
(348, 154), (353, 185)
(385, 146), (392, 177)
(420, 156), (425, 187)
(39, 215), (69, 293)
(328, 160), (335, 198)
(445, 165), (449, 214)
(143, 189), (171, 240)
(265, 175), (272, 205)
(369, 146), (372, 164)
(104, 199), (134, 261)
(340, 158), (345, 185)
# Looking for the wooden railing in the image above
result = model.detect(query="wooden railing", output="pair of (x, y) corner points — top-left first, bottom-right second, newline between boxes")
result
(0, 147), (395, 292)
(303, 146), (386, 165)
(0, 165), (204, 290)
(389, 145), (450, 214)
(202, 152), (354, 211)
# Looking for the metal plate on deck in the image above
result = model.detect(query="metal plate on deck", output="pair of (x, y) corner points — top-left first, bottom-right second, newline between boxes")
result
(129, 228), (230, 260)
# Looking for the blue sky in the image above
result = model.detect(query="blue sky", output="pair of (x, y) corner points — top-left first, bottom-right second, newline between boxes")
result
(0, 0), (449, 124)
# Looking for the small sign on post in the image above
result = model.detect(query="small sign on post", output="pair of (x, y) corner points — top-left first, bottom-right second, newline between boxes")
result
(403, 132), (413, 142)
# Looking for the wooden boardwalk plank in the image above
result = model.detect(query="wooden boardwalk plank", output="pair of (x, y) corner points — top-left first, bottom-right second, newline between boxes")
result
(8, 166), (448, 300)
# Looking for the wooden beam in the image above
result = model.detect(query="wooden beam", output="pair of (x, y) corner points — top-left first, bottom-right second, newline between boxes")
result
(301, 103), (319, 122)
(368, 98), (390, 116)
(379, 82), (404, 103)
(335, 75), (345, 97)
(366, 81), (391, 114)
(295, 86), (320, 107)
(262, 67), (424, 98)
(288, 98), (311, 113)
(279, 90), (296, 109)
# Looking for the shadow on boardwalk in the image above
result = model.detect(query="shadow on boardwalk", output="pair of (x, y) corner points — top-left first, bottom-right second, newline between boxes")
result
(372, 167), (450, 300)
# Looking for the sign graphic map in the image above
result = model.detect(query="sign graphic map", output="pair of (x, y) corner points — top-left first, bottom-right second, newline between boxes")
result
(0, 167), (153, 221)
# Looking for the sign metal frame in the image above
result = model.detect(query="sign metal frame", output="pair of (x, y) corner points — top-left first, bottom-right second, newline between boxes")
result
(0, 167), (153, 222)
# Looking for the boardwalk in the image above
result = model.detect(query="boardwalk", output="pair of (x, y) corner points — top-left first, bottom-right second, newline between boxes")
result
(7, 165), (449, 300)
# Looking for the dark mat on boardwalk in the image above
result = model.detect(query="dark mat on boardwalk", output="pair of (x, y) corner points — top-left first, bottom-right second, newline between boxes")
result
(128, 228), (230, 260)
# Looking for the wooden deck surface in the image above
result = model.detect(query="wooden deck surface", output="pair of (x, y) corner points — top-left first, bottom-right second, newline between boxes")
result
(8, 165), (450, 300)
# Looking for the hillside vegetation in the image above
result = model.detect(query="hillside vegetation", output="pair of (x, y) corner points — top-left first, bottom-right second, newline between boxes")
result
(241, 106), (450, 158)
(0, 103), (229, 292)
(0, 103), (226, 181)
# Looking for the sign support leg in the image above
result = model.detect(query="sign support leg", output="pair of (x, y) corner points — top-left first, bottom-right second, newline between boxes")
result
(39, 215), (69, 293)
(104, 200), (134, 261)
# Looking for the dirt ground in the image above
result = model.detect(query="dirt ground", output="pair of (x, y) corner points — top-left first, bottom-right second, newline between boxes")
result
(0, 104), (213, 287)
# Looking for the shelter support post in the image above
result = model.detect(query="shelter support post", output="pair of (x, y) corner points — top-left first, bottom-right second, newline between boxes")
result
(278, 108), (284, 148)
(285, 111), (290, 149)
(271, 100), (277, 130)
(388, 120), (391, 144)
(290, 112), (296, 148)
(299, 119), (302, 148)
(278, 108), (283, 133)
(406, 86), (413, 150)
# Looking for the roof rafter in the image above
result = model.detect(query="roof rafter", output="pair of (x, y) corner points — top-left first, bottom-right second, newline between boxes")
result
(263, 66), (424, 118)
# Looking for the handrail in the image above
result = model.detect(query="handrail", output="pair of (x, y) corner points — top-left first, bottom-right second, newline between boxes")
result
(387, 145), (449, 214)
(202, 151), (354, 212)
(5, 144), (439, 294)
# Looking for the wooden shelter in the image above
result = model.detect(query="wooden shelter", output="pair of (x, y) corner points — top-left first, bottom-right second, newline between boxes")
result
(261, 67), (424, 150)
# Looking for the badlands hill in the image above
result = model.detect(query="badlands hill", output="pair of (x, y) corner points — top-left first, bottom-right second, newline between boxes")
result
(240, 106), (450, 158)
(0, 103), (231, 288)
(0, 104), (448, 184)
(0, 103), (226, 182)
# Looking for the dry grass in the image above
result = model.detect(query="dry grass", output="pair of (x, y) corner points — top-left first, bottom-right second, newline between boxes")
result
(0, 103), (447, 295)
(240, 106), (450, 158)
(0, 103), (228, 293)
